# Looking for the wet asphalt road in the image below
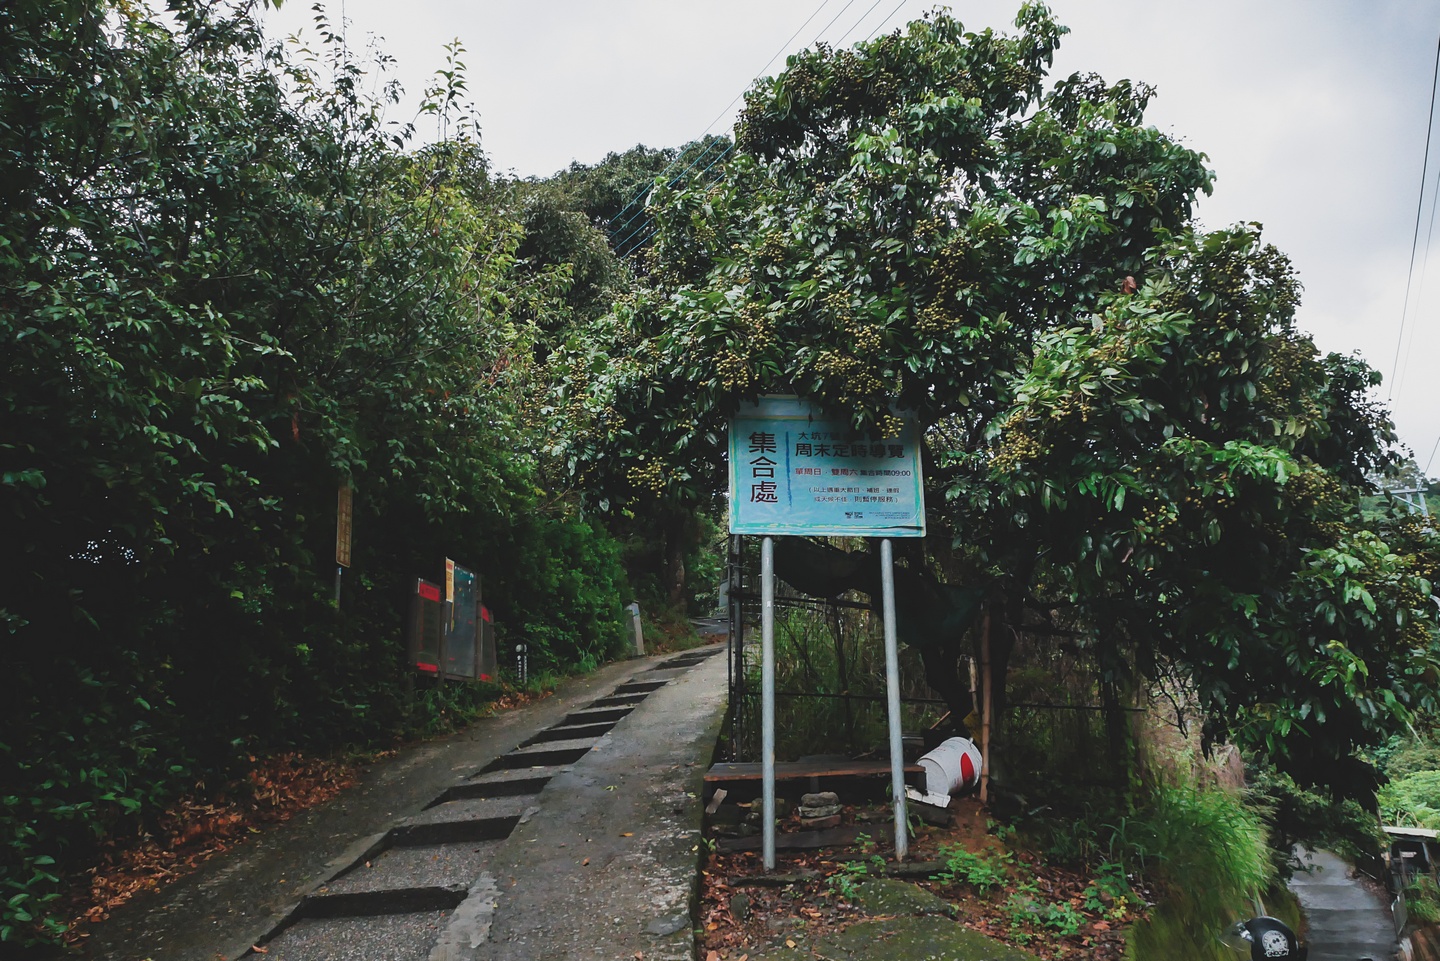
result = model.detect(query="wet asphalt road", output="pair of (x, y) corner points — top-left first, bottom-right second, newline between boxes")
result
(83, 644), (729, 961)
(1288, 848), (1397, 961)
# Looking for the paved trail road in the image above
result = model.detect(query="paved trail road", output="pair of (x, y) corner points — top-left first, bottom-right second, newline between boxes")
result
(1288, 848), (1397, 961)
(84, 645), (728, 961)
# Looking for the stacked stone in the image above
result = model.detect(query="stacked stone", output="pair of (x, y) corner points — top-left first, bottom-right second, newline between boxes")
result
(797, 792), (842, 829)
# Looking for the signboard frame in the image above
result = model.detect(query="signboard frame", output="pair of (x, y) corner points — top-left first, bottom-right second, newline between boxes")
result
(444, 562), (479, 680)
(410, 578), (444, 675)
(726, 394), (923, 867)
(727, 396), (925, 538)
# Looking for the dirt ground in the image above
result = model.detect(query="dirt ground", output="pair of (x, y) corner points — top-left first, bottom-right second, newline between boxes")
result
(698, 797), (1133, 961)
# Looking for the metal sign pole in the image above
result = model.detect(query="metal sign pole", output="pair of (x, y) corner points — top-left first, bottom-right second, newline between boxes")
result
(761, 535), (777, 871)
(879, 538), (908, 860)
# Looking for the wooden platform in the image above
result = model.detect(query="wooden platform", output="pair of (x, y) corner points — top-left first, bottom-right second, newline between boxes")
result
(704, 760), (924, 803)
(715, 825), (860, 854)
(705, 760), (923, 782)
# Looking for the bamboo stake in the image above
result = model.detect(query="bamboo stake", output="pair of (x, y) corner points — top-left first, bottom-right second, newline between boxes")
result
(979, 606), (992, 805)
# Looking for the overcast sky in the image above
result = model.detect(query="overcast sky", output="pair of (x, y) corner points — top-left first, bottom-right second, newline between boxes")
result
(263, 1), (1440, 474)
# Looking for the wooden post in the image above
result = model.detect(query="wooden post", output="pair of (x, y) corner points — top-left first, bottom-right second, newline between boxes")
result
(979, 606), (992, 805)
(335, 485), (352, 606)
(832, 605), (856, 752)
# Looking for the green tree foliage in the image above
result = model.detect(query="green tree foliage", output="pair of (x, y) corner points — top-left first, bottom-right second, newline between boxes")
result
(510, 180), (628, 345)
(989, 228), (1437, 790)
(541, 136), (732, 238)
(562, 4), (1440, 800)
(503, 139), (732, 357)
(0, 0), (628, 944)
(499, 141), (740, 605)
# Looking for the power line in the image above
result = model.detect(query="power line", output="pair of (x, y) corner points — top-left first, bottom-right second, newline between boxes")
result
(811, 0), (864, 47)
(614, 143), (735, 254)
(1427, 432), (1440, 475)
(616, 0), (921, 261)
(1390, 27), (1440, 399)
(864, 0), (914, 41)
(616, 139), (739, 256)
(617, 0), (886, 260)
(1396, 150), (1440, 392)
(606, 0), (843, 236)
(834, 0), (889, 46)
(608, 138), (726, 241)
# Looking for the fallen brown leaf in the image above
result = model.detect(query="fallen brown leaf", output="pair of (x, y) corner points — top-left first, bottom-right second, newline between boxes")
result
(57, 752), (357, 947)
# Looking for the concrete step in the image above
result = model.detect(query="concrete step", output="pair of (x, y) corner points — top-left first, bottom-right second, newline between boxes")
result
(392, 796), (530, 845)
(254, 909), (451, 960)
(1289, 848), (1397, 961)
(320, 840), (504, 896)
(449, 768), (553, 799)
(523, 721), (616, 745)
(614, 679), (668, 695)
(562, 706), (633, 725)
(476, 740), (595, 773)
(588, 692), (649, 708)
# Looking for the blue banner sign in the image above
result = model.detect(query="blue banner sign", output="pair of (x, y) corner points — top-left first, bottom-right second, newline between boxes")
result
(728, 396), (926, 537)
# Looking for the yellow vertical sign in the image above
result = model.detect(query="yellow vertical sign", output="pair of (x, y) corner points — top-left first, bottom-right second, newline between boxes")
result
(336, 485), (353, 568)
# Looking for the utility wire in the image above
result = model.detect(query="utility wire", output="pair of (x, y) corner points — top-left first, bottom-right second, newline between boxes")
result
(1396, 150), (1440, 392)
(864, 0), (914, 41)
(606, 0), (843, 235)
(618, 0), (918, 260)
(608, 138), (725, 240)
(1427, 433), (1440, 475)
(1390, 27), (1440, 399)
(811, 0), (864, 47)
(834, 0), (889, 46)
(613, 144), (734, 253)
(616, 139), (739, 256)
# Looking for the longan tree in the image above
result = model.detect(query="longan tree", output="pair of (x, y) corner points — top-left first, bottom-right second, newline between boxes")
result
(557, 3), (1440, 798)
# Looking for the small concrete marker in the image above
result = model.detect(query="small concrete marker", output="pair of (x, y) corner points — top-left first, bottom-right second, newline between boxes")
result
(646, 913), (689, 937)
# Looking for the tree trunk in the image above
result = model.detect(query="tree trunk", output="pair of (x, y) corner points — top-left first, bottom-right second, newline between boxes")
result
(662, 509), (691, 609)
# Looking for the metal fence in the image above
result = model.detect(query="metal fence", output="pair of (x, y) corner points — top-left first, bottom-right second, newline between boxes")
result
(723, 536), (947, 762)
(721, 536), (1130, 793)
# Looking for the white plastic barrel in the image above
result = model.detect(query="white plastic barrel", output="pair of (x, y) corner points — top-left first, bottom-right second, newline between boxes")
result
(915, 736), (982, 806)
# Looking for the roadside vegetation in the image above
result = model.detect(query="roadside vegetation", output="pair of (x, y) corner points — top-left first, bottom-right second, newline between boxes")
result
(712, 598), (1308, 959)
(0, 0), (714, 948)
(1374, 728), (1440, 929)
